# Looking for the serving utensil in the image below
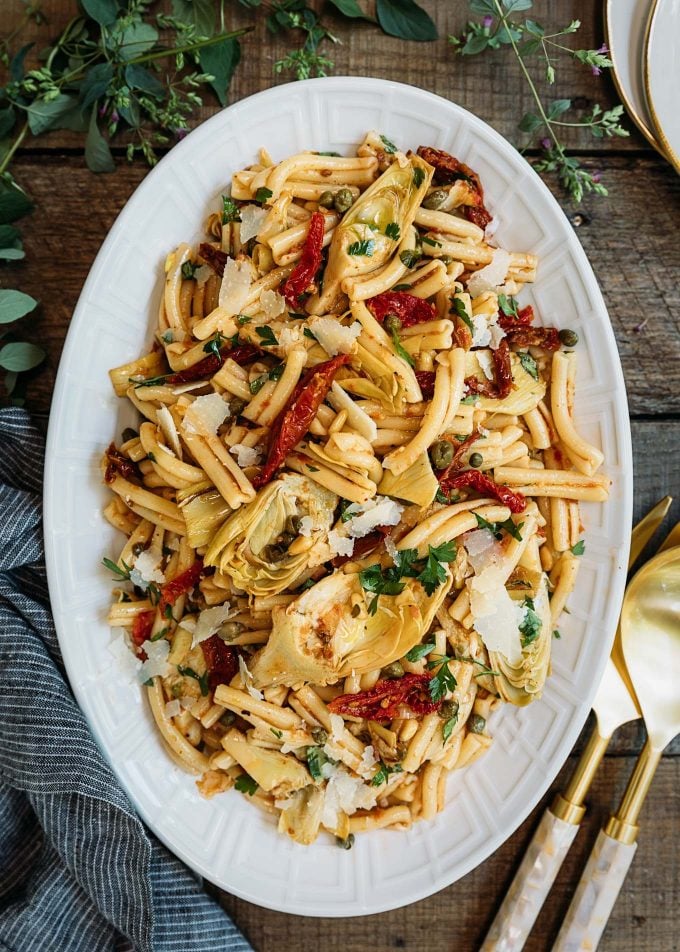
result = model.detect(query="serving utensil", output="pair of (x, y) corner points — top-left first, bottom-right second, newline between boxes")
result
(554, 542), (680, 950)
(480, 497), (672, 952)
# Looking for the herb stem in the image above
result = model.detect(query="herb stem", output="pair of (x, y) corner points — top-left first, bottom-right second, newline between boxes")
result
(0, 120), (29, 176)
(126, 26), (254, 67)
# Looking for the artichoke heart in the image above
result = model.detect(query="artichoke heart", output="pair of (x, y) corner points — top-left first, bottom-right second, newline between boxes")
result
(277, 785), (325, 845)
(204, 473), (337, 596)
(222, 729), (312, 798)
(490, 575), (552, 706)
(465, 350), (546, 416)
(311, 154), (433, 312)
(252, 567), (452, 688)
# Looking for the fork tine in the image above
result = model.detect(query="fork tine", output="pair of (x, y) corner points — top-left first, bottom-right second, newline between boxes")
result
(658, 521), (680, 554)
(628, 496), (672, 570)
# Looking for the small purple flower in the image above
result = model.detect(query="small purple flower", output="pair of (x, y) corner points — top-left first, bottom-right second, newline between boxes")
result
(110, 109), (119, 124)
(592, 66), (602, 76)
(597, 43), (609, 54)
(541, 137), (552, 150)
(483, 15), (493, 27)
(99, 103), (107, 118)
(591, 170), (602, 184)
(176, 127), (188, 140)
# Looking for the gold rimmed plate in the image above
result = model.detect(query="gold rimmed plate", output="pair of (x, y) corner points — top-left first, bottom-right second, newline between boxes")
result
(644, 0), (680, 174)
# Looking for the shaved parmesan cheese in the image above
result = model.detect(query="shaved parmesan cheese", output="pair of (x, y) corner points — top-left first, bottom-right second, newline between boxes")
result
(329, 713), (345, 742)
(328, 530), (355, 558)
(485, 216), (499, 239)
(108, 628), (141, 680)
(463, 529), (503, 573)
(194, 264), (213, 286)
(130, 547), (165, 590)
(218, 257), (253, 315)
(260, 288), (286, 319)
(183, 393), (230, 437)
(344, 495), (403, 539)
(138, 638), (171, 682)
(469, 567), (524, 664)
(239, 655), (263, 700)
(229, 443), (262, 468)
(319, 763), (378, 828)
(384, 533), (399, 566)
(488, 312), (507, 350)
(471, 314), (491, 348)
(191, 603), (233, 648)
(476, 349), (495, 380)
(467, 248), (511, 298)
(357, 744), (378, 780)
(299, 515), (314, 537)
(164, 699), (181, 718)
(157, 404), (182, 458)
(308, 317), (361, 357)
(278, 325), (304, 352)
(239, 204), (268, 242)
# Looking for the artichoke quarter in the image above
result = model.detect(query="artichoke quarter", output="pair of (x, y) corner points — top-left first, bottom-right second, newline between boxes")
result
(489, 574), (552, 706)
(203, 473), (337, 597)
(309, 153), (433, 313)
(251, 566), (452, 688)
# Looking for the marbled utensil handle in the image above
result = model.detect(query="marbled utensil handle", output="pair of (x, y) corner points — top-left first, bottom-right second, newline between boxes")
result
(480, 809), (580, 951)
(553, 830), (637, 951)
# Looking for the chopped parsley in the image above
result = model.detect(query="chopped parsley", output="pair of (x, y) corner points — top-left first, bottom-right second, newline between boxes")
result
(237, 314), (251, 325)
(203, 331), (225, 360)
(254, 186), (273, 205)
(435, 487), (460, 504)
(249, 375), (267, 395)
(161, 329), (174, 344)
(255, 326), (279, 346)
(303, 327), (317, 340)
(392, 283), (412, 291)
(221, 195), (241, 224)
(571, 539), (585, 556)
(519, 597), (542, 648)
(306, 464), (320, 472)
(412, 167), (426, 188)
(417, 541), (457, 595)
(177, 665), (210, 696)
(420, 235), (441, 247)
(360, 543), (454, 613)
(379, 134), (397, 154)
(306, 746), (329, 780)
(399, 249), (422, 269)
(474, 512), (524, 542)
(348, 239), (375, 257)
(298, 578), (316, 592)
(318, 150), (341, 157)
(405, 641), (436, 663)
(451, 296), (474, 334)
(268, 363), (285, 381)
(390, 327), (415, 367)
(181, 260), (198, 280)
(150, 626), (170, 642)
(553, 629), (561, 639)
(442, 711), (459, 741)
(339, 500), (355, 522)
(234, 773), (258, 796)
(498, 293), (519, 318)
(426, 654), (458, 702)
(371, 761), (402, 786)
(518, 351), (539, 380)
(460, 395), (479, 405)
(385, 222), (401, 240)
(270, 728), (283, 739)
(102, 557), (132, 581)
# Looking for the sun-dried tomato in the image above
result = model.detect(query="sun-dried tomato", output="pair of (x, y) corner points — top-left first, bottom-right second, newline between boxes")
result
(506, 327), (561, 351)
(282, 211), (325, 308)
(104, 443), (139, 484)
(330, 526), (391, 568)
(415, 370), (436, 399)
(159, 560), (204, 613)
(201, 634), (239, 691)
(253, 354), (351, 488)
(367, 291), (436, 329)
(164, 344), (259, 384)
(131, 610), (154, 649)
(328, 673), (439, 721)
(497, 303), (535, 331)
(438, 469), (526, 513)
(198, 243), (229, 277)
(464, 338), (513, 400)
(436, 431), (480, 487)
(416, 146), (492, 231)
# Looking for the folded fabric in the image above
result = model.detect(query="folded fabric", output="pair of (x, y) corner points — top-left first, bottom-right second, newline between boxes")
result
(0, 408), (252, 952)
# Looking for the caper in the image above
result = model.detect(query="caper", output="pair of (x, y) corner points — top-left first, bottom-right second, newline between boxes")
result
(221, 622), (243, 642)
(468, 713), (486, 734)
(351, 603), (362, 618)
(318, 190), (335, 208)
(559, 328), (579, 347)
(384, 313), (402, 334)
(229, 397), (247, 416)
(121, 427), (138, 443)
(333, 188), (354, 214)
(132, 542), (145, 556)
(285, 514), (302, 535)
(469, 452), (483, 468)
(311, 726), (328, 744)
(430, 440), (454, 470)
(382, 661), (405, 679)
(439, 255), (454, 265)
(422, 188), (448, 210)
(171, 682), (184, 699)
(336, 833), (355, 850)
(220, 710), (236, 727)
(439, 699), (459, 721)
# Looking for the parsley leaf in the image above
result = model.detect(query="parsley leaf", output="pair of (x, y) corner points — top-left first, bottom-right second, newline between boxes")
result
(371, 761), (402, 786)
(498, 293), (519, 318)
(235, 773), (258, 796)
(473, 512), (523, 542)
(519, 599), (542, 648)
(417, 542), (456, 595)
(571, 539), (585, 556)
(420, 235), (441, 247)
(392, 283), (412, 291)
(553, 629), (562, 639)
(268, 363), (285, 381)
(379, 134), (397, 154)
(405, 641), (435, 662)
(181, 260), (197, 280)
(358, 548), (419, 612)
(303, 327), (317, 340)
(203, 331), (225, 360)
(177, 666), (210, 696)
(102, 557), (132, 581)
(385, 221), (401, 240)
(256, 326), (279, 346)
(254, 186), (273, 205)
(426, 655), (457, 702)
(451, 296), (474, 333)
(399, 249), (422, 269)
(390, 327), (415, 367)
(222, 195), (241, 224)
(412, 167), (426, 188)
(306, 746), (329, 780)
(348, 239), (375, 256)
(519, 351), (539, 380)
(271, 727), (283, 739)
(249, 374), (267, 395)
(442, 712), (458, 741)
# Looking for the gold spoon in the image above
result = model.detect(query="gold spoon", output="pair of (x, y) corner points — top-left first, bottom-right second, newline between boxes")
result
(480, 498), (671, 952)
(554, 544), (680, 950)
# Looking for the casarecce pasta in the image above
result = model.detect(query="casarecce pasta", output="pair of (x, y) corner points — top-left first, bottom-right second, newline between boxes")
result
(102, 134), (610, 847)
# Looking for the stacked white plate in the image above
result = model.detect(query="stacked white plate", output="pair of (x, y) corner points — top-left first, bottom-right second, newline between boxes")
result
(605, 0), (680, 172)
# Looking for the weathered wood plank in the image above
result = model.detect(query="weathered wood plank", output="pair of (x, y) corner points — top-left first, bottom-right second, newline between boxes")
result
(216, 756), (679, 952)
(2, 0), (658, 153)
(6, 156), (679, 416)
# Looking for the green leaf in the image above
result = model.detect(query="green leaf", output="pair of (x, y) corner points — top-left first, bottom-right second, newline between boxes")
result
(548, 98), (572, 119)
(306, 746), (329, 780)
(0, 290), (38, 324)
(376, 0), (438, 42)
(518, 111), (543, 134)
(10, 43), (32, 83)
(0, 248), (25, 261)
(255, 326), (278, 346)
(0, 108), (16, 140)
(234, 773), (258, 795)
(405, 641), (435, 662)
(348, 239), (375, 256)
(125, 63), (166, 99)
(82, 0), (119, 26)
(518, 351), (538, 380)
(0, 342), (45, 372)
(469, 0), (496, 13)
(254, 186), (273, 205)
(85, 107), (115, 174)
(385, 222), (400, 240)
(328, 0), (374, 19)
(198, 37), (241, 107)
(222, 195), (241, 223)
(442, 712), (458, 741)
(171, 0), (217, 35)
(27, 95), (79, 136)
(0, 181), (32, 225)
(390, 327), (414, 366)
(114, 21), (159, 62)
(570, 539), (585, 556)
(519, 597), (542, 647)
(380, 133), (397, 153)
(462, 34), (491, 56)
(80, 63), (115, 110)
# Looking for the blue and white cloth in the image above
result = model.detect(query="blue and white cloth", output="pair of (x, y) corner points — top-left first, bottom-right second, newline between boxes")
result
(0, 409), (252, 952)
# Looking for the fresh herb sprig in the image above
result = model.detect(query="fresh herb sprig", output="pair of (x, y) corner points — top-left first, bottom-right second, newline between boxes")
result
(359, 542), (456, 614)
(450, 0), (628, 202)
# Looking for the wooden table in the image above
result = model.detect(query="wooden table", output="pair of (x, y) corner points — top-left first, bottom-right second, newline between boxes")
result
(6, 1), (679, 948)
